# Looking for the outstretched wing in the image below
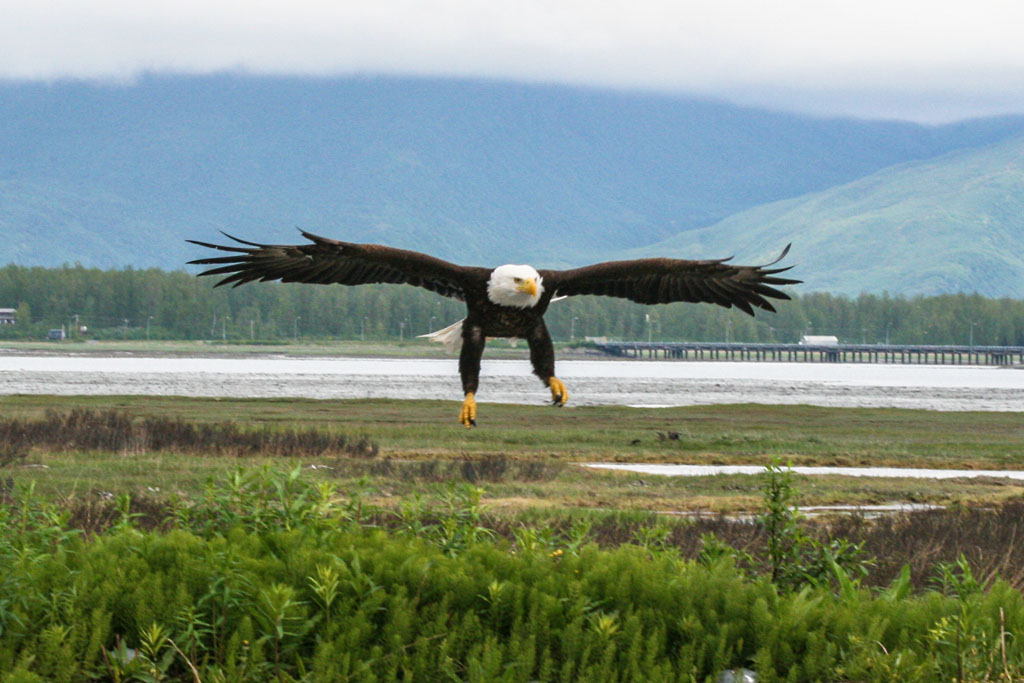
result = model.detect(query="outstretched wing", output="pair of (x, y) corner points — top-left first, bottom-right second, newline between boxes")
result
(188, 231), (474, 300)
(539, 245), (798, 315)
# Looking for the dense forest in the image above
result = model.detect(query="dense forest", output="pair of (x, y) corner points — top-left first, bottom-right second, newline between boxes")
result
(2, 263), (1024, 346)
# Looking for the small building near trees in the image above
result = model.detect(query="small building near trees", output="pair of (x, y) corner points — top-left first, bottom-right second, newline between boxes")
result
(0, 308), (16, 325)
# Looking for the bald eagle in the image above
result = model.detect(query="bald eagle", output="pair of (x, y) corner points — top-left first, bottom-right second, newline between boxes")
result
(188, 232), (798, 427)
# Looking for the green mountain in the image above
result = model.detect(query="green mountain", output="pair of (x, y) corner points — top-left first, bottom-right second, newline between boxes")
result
(4, 74), (1024, 285)
(638, 134), (1024, 297)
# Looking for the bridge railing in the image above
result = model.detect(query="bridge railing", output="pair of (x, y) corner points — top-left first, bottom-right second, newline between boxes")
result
(591, 341), (1024, 365)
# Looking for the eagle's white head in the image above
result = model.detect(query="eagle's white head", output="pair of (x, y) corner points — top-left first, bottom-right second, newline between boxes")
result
(487, 264), (544, 308)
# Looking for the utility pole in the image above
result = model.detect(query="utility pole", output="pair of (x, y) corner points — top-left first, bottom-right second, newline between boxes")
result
(293, 316), (301, 341)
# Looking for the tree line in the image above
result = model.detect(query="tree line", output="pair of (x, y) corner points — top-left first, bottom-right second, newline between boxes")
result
(2, 263), (1023, 346)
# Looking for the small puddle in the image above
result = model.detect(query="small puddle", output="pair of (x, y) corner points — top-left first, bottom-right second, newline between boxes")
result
(661, 503), (944, 521)
(583, 463), (1024, 480)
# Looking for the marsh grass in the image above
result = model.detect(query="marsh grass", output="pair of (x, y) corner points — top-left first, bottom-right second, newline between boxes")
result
(8, 461), (1024, 594)
(5, 399), (1024, 595)
(489, 500), (1024, 593)
(4, 397), (1024, 516)
(4, 394), (1023, 469)
(356, 456), (564, 483)
(6, 396), (1024, 679)
(0, 408), (377, 459)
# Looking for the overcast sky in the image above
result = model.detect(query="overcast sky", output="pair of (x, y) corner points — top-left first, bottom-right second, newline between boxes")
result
(4, 0), (1024, 122)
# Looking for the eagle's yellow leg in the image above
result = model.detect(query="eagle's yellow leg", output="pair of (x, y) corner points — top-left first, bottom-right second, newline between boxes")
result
(548, 377), (569, 406)
(459, 392), (477, 428)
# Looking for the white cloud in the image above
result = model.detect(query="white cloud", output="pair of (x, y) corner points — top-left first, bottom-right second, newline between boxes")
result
(3, 0), (1024, 121)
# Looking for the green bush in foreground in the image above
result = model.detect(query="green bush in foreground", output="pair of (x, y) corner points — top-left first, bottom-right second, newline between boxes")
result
(2, 467), (1024, 682)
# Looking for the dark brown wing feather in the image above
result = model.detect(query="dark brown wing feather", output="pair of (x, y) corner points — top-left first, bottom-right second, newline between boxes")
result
(187, 231), (473, 300)
(539, 245), (799, 315)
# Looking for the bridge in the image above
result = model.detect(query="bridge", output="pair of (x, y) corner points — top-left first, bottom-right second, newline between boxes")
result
(591, 341), (1024, 366)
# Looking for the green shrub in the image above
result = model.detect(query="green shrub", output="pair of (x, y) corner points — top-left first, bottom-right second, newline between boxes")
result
(3, 466), (1024, 681)
(759, 459), (873, 592)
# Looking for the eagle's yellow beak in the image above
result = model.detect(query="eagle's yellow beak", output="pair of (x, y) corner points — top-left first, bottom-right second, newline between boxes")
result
(517, 278), (538, 297)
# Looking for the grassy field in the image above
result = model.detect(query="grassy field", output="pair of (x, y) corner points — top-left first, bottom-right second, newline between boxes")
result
(6, 395), (1024, 680)
(4, 394), (1024, 515)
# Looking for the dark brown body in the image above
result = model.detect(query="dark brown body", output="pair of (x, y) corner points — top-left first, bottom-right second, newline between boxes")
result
(458, 279), (558, 395)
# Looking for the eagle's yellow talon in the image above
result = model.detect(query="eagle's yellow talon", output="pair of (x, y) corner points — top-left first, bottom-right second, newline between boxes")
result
(548, 377), (569, 406)
(459, 393), (477, 428)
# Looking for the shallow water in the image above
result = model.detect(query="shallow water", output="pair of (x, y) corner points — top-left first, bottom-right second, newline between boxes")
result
(583, 463), (1024, 480)
(1, 354), (1023, 411)
(666, 503), (944, 520)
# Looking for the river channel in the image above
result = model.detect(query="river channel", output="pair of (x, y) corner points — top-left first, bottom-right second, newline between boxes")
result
(1, 353), (1023, 411)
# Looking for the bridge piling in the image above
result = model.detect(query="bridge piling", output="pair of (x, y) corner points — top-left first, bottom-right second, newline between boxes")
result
(591, 342), (1024, 366)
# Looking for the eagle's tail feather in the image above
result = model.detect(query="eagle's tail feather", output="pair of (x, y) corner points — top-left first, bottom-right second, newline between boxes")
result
(418, 319), (465, 352)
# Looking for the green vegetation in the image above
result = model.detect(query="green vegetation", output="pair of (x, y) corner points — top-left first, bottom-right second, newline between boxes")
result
(1, 398), (1023, 548)
(4, 461), (1024, 681)
(5, 397), (1024, 523)
(5, 395), (1024, 469)
(649, 133), (1024, 297)
(4, 400), (1024, 679)
(4, 263), (1024, 344)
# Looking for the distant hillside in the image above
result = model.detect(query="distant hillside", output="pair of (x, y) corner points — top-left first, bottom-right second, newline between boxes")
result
(639, 134), (1024, 297)
(3, 74), (1024, 277)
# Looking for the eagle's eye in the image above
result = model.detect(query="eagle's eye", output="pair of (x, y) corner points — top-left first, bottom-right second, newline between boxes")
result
(513, 277), (523, 284)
